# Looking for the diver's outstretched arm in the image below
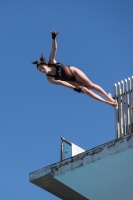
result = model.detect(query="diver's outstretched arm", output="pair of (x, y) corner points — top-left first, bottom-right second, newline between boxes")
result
(49, 30), (58, 64)
(47, 76), (76, 90)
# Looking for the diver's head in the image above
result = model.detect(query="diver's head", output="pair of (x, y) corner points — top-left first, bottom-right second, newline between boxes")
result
(32, 54), (49, 73)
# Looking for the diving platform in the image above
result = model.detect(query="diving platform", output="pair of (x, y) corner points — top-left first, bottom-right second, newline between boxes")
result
(29, 134), (133, 200)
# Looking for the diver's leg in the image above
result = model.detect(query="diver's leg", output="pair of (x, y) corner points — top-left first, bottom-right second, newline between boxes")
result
(68, 81), (117, 107)
(82, 87), (117, 107)
(70, 67), (116, 104)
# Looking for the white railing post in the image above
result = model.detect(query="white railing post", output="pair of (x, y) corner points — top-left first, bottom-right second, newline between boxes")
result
(117, 82), (122, 137)
(125, 79), (129, 135)
(121, 80), (125, 136)
(114, 83), (119, 138)
(128, 77), (132, 134)
(131, 76), (133, 133)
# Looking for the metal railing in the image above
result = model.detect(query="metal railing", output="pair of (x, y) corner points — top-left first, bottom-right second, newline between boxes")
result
(114, 76), (133, 138)
(60, 137), (85, 161)
(60, 138), (72, 161)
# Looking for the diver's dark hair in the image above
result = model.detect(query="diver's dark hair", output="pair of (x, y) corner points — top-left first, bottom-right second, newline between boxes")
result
(32, 54), (47, 68)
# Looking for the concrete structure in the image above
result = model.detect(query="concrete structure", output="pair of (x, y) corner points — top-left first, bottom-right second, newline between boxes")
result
(29, 133), (133, 200)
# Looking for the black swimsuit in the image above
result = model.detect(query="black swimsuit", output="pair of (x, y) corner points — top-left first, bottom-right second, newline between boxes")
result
(46, 62), (76, 81)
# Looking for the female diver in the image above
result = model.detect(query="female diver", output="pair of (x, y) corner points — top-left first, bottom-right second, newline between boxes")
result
(32, 30), (117, 107)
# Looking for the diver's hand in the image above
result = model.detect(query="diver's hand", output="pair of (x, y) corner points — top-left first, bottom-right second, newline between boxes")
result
(51, 30), (59, 39)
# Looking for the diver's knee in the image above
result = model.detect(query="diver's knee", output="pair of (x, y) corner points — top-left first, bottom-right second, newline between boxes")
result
(89, 83), (95, 89)
(80, 86), (88, 94)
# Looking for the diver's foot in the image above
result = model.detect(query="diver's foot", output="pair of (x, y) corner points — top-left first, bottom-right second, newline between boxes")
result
(106, 99), (117, 107)
(110, 100), (118, 107)
(107, 93), (116, 103)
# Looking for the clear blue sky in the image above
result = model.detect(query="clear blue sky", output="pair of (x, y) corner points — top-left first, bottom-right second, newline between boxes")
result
(0, 1), (133, 199)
